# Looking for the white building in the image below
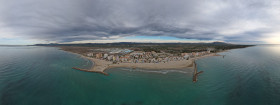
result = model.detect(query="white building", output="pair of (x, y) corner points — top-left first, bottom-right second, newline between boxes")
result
(87, 53), (93, 57)
(184, 55), (190, 60)
(107, 55), (113, 61)
(103, 53), (108, 59)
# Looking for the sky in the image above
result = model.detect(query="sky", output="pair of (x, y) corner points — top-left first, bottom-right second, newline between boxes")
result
(0, 0), (280, 45)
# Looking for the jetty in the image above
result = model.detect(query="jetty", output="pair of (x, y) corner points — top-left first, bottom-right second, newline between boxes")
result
(192, 60), (203, 82)
(72, 67), (109, 76)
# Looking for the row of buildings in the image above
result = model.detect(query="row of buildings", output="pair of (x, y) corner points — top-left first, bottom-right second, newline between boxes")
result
(86, 49), (212, 64)
(181, 50), (211, 58)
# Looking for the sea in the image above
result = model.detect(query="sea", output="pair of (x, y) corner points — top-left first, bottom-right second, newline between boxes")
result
(0, 45), (280, 105)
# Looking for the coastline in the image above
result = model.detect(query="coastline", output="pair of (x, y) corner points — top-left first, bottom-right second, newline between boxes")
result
(80, 55), (193, 72)
(68, 51), (222, 75)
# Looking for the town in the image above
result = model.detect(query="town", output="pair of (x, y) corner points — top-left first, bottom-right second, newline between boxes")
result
(85, 48), (213, 64)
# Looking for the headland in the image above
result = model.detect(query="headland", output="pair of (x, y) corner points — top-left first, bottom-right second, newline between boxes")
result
(35, 42), (253, 75)
(65, 47), (221, 75)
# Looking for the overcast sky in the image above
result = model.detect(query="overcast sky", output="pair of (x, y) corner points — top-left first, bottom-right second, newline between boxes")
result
(0, 0), (280, 45)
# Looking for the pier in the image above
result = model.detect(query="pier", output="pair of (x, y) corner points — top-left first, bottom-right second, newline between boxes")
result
(192, 60), (203, 82)
(72, 67), (109, 76)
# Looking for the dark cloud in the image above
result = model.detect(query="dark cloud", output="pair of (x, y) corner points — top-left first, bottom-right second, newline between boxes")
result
(0, 0), (280, 43)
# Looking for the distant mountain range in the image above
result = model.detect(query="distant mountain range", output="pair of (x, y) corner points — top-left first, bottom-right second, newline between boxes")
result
(34, 42), (232, 46)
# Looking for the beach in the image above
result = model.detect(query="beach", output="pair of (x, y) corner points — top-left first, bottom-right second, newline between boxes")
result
(79, 56), (192, 73)
(73, 52), (221, 75)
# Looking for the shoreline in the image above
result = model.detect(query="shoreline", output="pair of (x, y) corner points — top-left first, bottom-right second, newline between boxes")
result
(68, 51), (223, 75)
(79, 55), (193, 72)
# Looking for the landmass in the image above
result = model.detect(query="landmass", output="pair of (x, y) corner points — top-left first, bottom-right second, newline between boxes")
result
(35, 42), (254, 75)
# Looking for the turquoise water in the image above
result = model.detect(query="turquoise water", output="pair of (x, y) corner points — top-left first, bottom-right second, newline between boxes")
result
(1, 45), (280, 105)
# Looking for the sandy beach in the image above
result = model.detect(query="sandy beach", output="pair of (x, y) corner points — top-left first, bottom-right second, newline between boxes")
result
(74, 52), (221, 75)
(61, 45), (223, 75)
(81, 56), (192, 72)
(109, 59), (193, 69)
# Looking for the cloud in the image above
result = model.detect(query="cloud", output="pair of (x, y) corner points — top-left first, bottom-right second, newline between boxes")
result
(0, 0), (280, 44)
